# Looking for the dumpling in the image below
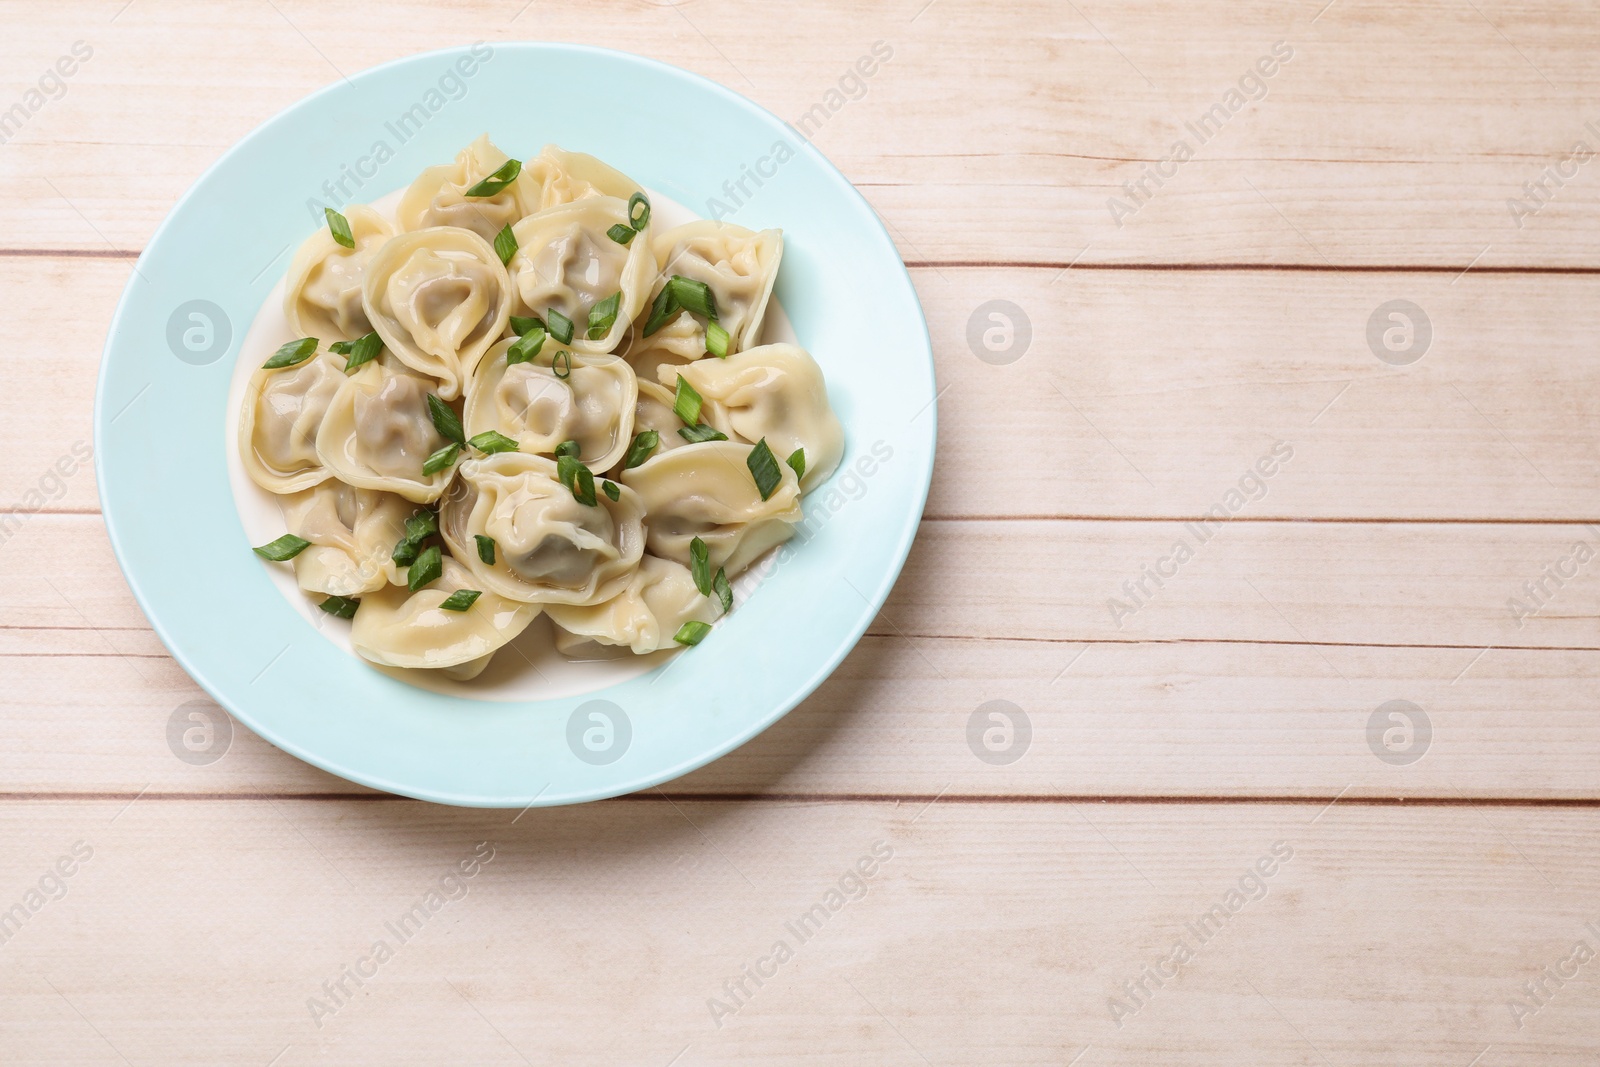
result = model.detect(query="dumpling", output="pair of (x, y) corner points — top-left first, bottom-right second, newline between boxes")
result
(362, 226), (512, 400)
(441, 452), (647, 605)
(465, 338), (638, 472)
(648, 221), (782, 354)
(239, 348), (346, 494)
(508, 197), (657, 356)
(622, 305), (706, 382)
(396, 134), (532, 243)
(523, 144), (642, 210)
(666, 343), (842, 491)
(351, 556), (538, 679)
(278, 482), (415, 596)
(547, 555), (717, 656)
(314, 357), (455, 503)
(283, 205), (393, 343)
(621, 440), (803, 577)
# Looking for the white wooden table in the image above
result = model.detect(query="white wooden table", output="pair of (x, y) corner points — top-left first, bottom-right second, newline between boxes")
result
(3, 1), (1598, 1062)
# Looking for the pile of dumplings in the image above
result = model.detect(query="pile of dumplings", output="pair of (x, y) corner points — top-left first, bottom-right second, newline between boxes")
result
(238, 135), (843, 683)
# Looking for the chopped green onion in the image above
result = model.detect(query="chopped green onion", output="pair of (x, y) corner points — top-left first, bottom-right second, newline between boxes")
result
(602, 479), (620, 501)
(422, 442), (460, 476)
(439, 589), (482, 612)
(678, 423), (728, 443)
(552, 350), (572, 379)
(263, 337), (317, 369)
(475, 534), (496, 565)
(712, 567), (732, 614)
(318, 594), (360, 619)
(406, 545), (443, 590)
(426, 394), (465, 446)
(786, 447), (806, 481)
(673, 620), (712, 646)
(328, 339), (355, 354)
(546, 308), (574, 345)
(689, 536), (712, 595)
(606, 223), (636, 246)
(673, 375), (703, 425)
(628, 192), (651, 230)
(623, 430), (659, 469)
(510, 314), (545, 335)
(706, 320), (730, 358)
(391, 509), (437, 566)
(641, 286), (679, 337)
(325, 207), (355, 249)
(493, 223), (518, 265)
(557, 454), (597, 506)
(463, 158), (521, 197)
(586, 292), (621, 340)
(253, 533), (311, 561)
(668, 275), (718, 321)
(339, 331), (382, 373)
(554, 439), (581, 459)
(506, 326), (546, 365)
(468, 430), (519, 454)
(747, 438), (782, 501)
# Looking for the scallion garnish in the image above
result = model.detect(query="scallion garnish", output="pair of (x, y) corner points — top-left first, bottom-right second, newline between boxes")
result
(438, 589), (482, 612)
(407, 545), (443, 590)
(641, 286), (678, 337)
(463, 158), (521, 197)
(554, 439), (581, 459)
(391, 510), (437, 567)
(557, 454), (597, 506)
(475, 534), (496, 565)
(673, 375), (703, 426)
(623, 430), (659, 469)
(328, 339), (354, 354)
(552, 350), (571, 379)
(546, 308), (574, 345)
(253, 533), (311, 561)
(606, 223), (636, 246)
(786, 447), (806, 480)
(340, 331), (382, 373)
(673, 620), (712, 646)
(506, 326), (546, 366)
(422, 442), (460, 475)
(586, 292), (621, 340)
(493, 223), (518, 265)
(325, 207), (355, 249)
(319, 594), (360, 619)
(668, 275), (718, 321)
(706, 320), (730, 358)
(426, 395), (465, 446)
(263, 337), (317, 369)
(602, 479), (620, 501)
(712, 567), (732, 614)
(689, 536), (712, 596)
(510, 314), (545, 335)
(468, 430), (519, 454)
(628, 192), (651, 230)
(678, 423), (728, 443)
(746, 438), (782, 500)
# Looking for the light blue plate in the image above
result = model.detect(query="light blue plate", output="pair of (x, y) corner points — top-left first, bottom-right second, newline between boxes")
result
(95, 43), (935, 807)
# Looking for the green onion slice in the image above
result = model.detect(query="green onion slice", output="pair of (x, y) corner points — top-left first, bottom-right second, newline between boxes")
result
(557, 454), (597, 506)
(747, 438), (782, 501)
(506, 326), (546, 366)
(493, 223), (518, 265)
(623, 430), (659, 469)
(641, 286), (679, 337)
(391, 509), (438, 566)
(554, 439), (581, 459)
(552, 349), (571, 379)
(325, 208), (355, 249)
(263, 337), (317, 369)
(678, 423), (728, 443)
(474, 534), (496, 565)
(606, 223), (636, 246)
(545, 308), (575, 345)
(426, 394), (465, 446)
(689, 536), (712, 595)
(338, 331), (382, 373)
(510, 314), (545, 335)
(253, 533), (311, 561)
(406, 545), (443, 590)
(668, 275), (718, 321)
(712, 567), (732, 614)
(318, 594), (359, 619)
(706, 320), (730, 358)
(602, 479), (620, 501)
(628, 192), (651, 230)
(438, 589), (482, 612)
(673, 620), (712, 646)
(786, 447), (806, 481)
(673, 374), (703, 425)
(586, 292), (621, 340)
(422, 442), (460, 476)
(463, 158), (521, 197)
(468, 430), (519, 455)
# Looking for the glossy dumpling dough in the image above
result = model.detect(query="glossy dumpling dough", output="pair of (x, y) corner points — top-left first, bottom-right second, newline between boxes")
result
(466, 338), (638, 472)
(441, 453), (647, 605)
(396, 135), (532, 243)
(667, 343), (842, 491)
(362, 226), (512, 400)
(239, 349), (346, 494)
(621, 440), (802, 577)
(351, 555), (538, 679)
(283, 205), (393, 343)
(314, 358), (455, 503)
(547, 555), (717, 656)
(279, 482), (415, 596)
(509, 197), (656, 356)
(650, 221), (782, 354)
(523, 144), (642, 210)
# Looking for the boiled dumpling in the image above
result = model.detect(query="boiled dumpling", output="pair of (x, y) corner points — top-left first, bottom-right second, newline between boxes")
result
(465, 337), (638, 472)
(396, 134), (532, 243)
(508, 197), (657, 356)
(547, 555), (717, 656)
(284, 205), (393, 343)
(621, 440), (802, 577)
(666, 343), (842, 491)
(523, 144), (643, 210)
(350, 555), (538, 677)
(278, 482), (415, 596)
(314, 357), (455, 503)
(362, 226), (512, 400)
(441, 452), (646, 605)
(648, 221), (782, 354)
(239, 348), (345, 494)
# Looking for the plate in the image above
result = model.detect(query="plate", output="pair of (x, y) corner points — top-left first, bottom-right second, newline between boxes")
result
(95, 43), (936, 807)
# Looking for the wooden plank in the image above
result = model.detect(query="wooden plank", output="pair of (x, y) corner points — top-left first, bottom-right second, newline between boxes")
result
(0, 800), (1594, 1064)
(4, 1), (1600, 264)
(10, 259), (1600, 521)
